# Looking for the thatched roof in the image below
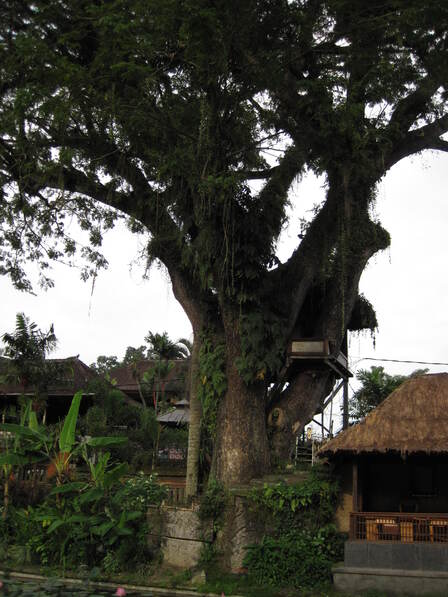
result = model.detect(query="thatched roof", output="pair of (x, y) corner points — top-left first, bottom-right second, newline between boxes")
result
(319, 373), (448, 456)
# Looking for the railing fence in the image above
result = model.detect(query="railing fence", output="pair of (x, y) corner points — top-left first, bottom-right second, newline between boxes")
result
(350, 512), (448, 543)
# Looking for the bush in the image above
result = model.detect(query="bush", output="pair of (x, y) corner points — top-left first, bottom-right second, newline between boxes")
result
(1, 472), (167, 572)
(247, 465), (339, 531)
(244, 528), (336, 589)
(120, 472), (167, 510)
(198, 478), (227, 525)
(244, 466), (344, 589)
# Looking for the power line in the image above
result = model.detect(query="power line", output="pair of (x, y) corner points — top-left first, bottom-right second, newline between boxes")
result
(351, 357), (448, 367)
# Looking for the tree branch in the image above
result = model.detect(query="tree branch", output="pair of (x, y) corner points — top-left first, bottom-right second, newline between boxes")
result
(385, 114), (448, 170)
(388, 78), (443, 135)
(266, 185), (340, 336)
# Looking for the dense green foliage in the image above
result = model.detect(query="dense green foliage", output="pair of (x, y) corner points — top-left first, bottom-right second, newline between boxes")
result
(248, 470), (339, 529)
(198, 478), (227, 526)
(0, 394), (167, 573)
(197, 336), (226, 439)
(1, 0), (447, 480)
(244, 527), (343, 589)
(1, 465), (165, 574)
(1, 313), (61, 414)
(244, 467), (343, 589)
(80, 380), (187, 471)
(81, 380), (155, 468)
(349, 366), (429, 422)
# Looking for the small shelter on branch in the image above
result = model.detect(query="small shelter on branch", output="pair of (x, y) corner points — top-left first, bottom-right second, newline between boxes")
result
(287, 337), (352, 435)
(320, 373), (448, 593)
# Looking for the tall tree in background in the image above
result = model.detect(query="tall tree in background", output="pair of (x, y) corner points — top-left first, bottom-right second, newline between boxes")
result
(349, 366), (429, 422)
(0, 1), (447, 488)
(146, 332), (190, 361)
(1, 313), (58, 417)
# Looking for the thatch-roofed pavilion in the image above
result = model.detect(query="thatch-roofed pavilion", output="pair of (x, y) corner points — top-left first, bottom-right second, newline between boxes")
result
(321, 372), (448, 457)
(323, 374), (448, 594)
(320, 373), (448, 530)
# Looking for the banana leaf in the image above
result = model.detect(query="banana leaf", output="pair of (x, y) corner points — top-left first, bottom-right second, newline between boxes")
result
(59, 390), (83, 453)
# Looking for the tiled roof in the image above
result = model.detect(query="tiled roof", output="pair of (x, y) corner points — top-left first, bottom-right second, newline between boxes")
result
(0, 356), (97, 397)
(110, 359), (188, 394)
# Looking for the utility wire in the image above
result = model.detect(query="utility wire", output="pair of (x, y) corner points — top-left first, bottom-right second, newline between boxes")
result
(351, 357), (448, 367)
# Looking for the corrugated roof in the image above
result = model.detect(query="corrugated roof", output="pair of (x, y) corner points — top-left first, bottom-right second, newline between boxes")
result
(157, 403), (190, 425)
(319, 373), (448, 456)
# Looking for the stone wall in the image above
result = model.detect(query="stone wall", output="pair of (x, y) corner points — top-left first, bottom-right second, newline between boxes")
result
(216, 494), (269, 572)
(147, 492), (268, 572)
(148, 502), (212, 568)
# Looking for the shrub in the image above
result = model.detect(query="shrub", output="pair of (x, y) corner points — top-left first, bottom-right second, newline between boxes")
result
(198, 478), (227, 526)
(1, 472), (167, 572)
(247, 465), (339, 531)
(244, 466), (344, 589)
(244, 528), (335, 589)
(120, 472), (167, 510)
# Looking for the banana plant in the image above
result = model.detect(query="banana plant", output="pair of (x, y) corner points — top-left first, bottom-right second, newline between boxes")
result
(81, 437), (128, 490)
(0, 391), (127, 488)
(0, 400), (42, 518)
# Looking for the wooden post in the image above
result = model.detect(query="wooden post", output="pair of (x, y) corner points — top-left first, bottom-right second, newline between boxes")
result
(342, 334), (349, 429)
(352, 459), (359, 512)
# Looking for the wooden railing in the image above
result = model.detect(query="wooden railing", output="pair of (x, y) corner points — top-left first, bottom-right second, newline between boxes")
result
(350, 512), (448, 543)
(164, 484), (187, 505)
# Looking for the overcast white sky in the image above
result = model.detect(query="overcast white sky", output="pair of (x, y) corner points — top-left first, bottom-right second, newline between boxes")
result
(2, 151), (448, 421)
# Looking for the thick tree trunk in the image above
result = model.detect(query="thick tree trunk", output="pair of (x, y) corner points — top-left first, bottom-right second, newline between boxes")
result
(211, 319), (270, 487)
(268, 370), (333, 461)
(185, 334), (202, 498)
(268, 177), (391, 460)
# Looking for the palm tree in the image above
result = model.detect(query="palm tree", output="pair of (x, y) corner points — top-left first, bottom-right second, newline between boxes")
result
(349, 366), (428, 422)
(2, 313), (58, 417)
(176, 338), (192, 359)
(145, 331), (190, 360)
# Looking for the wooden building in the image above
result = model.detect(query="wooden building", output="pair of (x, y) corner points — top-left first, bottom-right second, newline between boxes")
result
(110, 359), (188, 405)
(0, 356), (97, 423)
(320, 373), (448, 594)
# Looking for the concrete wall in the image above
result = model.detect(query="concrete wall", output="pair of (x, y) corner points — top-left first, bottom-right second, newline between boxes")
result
(345, 540), (448, 571)
(334, 541), (448, 594)
(333, 565), (448, 595)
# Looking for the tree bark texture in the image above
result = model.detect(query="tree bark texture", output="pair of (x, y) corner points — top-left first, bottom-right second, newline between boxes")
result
(267, 178), (391, 459)
(185, 333), (202, 497)
(269, 369), (333, 461)
(211, 317), (270, 486)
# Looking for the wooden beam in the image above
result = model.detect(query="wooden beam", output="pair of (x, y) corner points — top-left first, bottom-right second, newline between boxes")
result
(352, 460), (359, 512)
(321, 380), (344, 411)
(312, 417), (331, 435)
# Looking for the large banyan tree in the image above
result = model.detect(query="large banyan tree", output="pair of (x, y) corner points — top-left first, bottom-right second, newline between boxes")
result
(1, 0), (447, 489)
